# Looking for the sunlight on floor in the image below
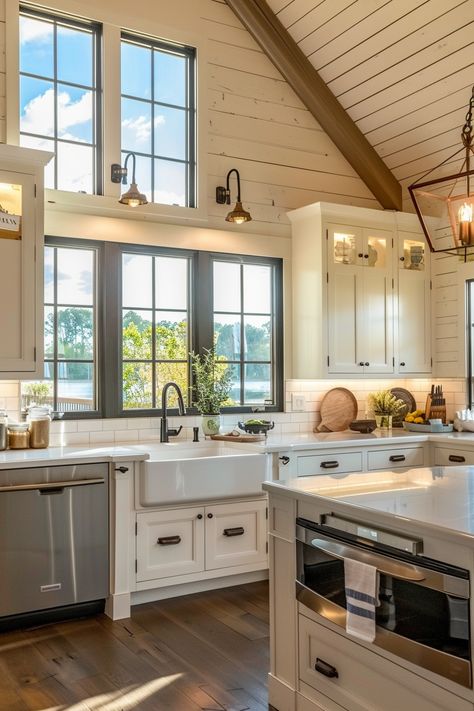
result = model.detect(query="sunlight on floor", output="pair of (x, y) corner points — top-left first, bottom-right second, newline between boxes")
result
(42, 673), (184, 711)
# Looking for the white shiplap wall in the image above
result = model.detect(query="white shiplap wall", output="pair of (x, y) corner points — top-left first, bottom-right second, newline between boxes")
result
(266, 0), (474, 212)
(203, 0), (379, 235)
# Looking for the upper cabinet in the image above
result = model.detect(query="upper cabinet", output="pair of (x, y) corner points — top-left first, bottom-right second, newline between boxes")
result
(0, 145), (52, 378)
(289, 202), (431, 380)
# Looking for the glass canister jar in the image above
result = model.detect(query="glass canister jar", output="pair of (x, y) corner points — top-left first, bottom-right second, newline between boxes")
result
(0, 409), (7, 451)
(28, 407), (51, 449)
(8, 423), (30, 449)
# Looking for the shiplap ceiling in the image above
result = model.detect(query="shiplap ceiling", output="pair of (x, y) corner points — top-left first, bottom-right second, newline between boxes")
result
(266, 0), (474, 209)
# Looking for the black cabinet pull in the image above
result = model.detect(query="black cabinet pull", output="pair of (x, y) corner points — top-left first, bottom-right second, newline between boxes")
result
(315, 658), (338, 679)
(365, 362), (370, 366)
(358, 361), (364, 366)
(389, 455), (406, 462)
(115, 466), (129, 473)
(279, 455), (290, 465)
(197, 514), (203, 520)
(157, 535), (181, 546)
(449, 455), (466, 463)
(207, 513), (214, 518)
(321, 461), (339, 469)
(358, 253), (363, 258)
(223, 527), (245, 537)
(400, 362), (406, 367)
(400, 256), (405, 262)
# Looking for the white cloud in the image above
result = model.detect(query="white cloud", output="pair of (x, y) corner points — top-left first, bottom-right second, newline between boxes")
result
(121, 114), (165, 145)
(20, 17), (53, 45)
(21, 88), (92, 139)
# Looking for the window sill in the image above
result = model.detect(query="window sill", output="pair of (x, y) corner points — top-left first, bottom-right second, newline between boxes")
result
(44, 189), (209, 227)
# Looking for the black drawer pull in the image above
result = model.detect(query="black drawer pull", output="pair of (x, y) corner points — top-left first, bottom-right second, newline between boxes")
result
(449, 455), (466, 463)
(321, 461), (339, 469)
(157, 535), (181, 545)
(315, 658), (339, 678)
(279, 455), (290, 465)
(389, 455), (406, 462)
(223, 526), (245, 537)
(115, 466), (129, 473)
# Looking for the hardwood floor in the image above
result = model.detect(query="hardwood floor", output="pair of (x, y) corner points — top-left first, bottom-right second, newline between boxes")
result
(0, 581), (271, 711)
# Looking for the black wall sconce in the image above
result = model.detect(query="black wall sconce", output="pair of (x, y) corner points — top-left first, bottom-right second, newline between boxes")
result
(216, 168), (252, 224)
(111, 152), (148, 207)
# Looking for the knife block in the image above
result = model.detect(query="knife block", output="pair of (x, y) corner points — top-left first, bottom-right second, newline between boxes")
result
(425, 394), (446, 424)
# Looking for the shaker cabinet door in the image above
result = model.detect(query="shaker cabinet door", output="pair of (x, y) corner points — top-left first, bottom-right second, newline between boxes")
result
(205, 500), (268, 571)
(0, 172), (37, 373)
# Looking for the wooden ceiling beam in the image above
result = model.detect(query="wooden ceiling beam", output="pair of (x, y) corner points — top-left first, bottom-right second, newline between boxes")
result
(225, 0), (402, 211)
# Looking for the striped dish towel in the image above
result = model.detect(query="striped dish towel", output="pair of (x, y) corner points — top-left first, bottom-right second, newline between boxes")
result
(344, 558), (379, 643)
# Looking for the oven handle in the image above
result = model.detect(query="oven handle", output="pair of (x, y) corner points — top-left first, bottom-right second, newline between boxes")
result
(310, 538), (426, 582)
(0, 478), (105, 492)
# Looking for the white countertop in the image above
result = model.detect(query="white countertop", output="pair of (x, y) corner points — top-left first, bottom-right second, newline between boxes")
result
(261, 429), (428, 451)
(263, 466), (474, 542)
(0, 444), (150, 469)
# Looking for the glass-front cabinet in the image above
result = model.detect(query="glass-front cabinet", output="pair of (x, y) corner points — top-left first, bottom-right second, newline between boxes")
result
(0, 146), (51, 377)
(327, 224), (394, 375)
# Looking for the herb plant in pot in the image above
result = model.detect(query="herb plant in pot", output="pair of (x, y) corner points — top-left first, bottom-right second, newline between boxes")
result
(367, 390), (405, 430)
(191, 348), (232, 436)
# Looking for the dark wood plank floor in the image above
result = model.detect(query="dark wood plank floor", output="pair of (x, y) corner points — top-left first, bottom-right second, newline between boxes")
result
(0, 581), (272, 711)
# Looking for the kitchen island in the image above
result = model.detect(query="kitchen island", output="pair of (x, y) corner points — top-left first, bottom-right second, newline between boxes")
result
(263, 467), (474, 711)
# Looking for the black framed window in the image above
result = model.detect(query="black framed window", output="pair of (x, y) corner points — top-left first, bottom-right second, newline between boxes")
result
(21, 239), (101, 416)
(120, 32), (196, 208)
(121, 249), (191, 410)
(213, 257), (280, 407)
(22, 241), (282, 417)
(19, 6), (102, 193)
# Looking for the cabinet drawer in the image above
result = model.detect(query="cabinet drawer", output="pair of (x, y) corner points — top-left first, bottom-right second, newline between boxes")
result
(205, 500), (267, 571)
(296, 451), (362, 476)
(298, 614), (469, 711)
(136, 507), (204, 582)
(367, 446), (424, 470)
(434, 448), (474, 466)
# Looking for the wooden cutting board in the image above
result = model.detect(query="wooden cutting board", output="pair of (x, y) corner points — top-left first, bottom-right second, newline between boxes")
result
(316, 387), (358, 432)
(210, 433), (266, 442)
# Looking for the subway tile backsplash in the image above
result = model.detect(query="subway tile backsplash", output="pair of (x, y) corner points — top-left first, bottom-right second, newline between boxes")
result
(0, 378), (467, 447)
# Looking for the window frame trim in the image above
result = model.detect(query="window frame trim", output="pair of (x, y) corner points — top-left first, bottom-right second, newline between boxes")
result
(18, 4), (103, 194)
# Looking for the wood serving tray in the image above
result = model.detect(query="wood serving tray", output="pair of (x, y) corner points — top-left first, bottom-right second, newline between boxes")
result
(210, 433), (266, 442)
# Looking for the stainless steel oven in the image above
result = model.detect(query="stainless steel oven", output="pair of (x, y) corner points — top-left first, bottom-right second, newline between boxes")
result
(296, 515), (471, 688)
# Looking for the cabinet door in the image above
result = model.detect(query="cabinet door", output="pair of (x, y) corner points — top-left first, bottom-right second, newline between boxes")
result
(136, 507), (204, 582)
(205, 500), (268, 571)
(0, 172), (38, 373)
(397, 233), (431, 373)
(362, 268), (394, 373)
(327, 267), (362, 373)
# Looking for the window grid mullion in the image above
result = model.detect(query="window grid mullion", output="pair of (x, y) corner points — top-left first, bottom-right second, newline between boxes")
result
(151, 49), (155, 203)
(239, 264), (244, 406)
(53, 20), (58, 190)
(53, 247), (58, 409)
(151, 257), (157, 409)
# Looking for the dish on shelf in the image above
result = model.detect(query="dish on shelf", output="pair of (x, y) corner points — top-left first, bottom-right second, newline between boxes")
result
(390, 387), (416, 428)
(403, 422), (453, 433)
(238, 420), (274, 435)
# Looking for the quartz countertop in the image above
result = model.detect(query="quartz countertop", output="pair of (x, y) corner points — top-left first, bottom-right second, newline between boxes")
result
(0, 444), (149, 469)
(261, 429), (427, 451)
(263, 466), (474, 542)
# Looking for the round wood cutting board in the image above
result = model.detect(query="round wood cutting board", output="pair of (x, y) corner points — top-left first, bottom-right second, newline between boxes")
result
(316, 387), (358, 432)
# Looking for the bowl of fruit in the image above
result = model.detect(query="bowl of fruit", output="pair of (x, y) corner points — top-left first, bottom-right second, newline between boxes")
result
(403, 411), (453, 433)
(238, 419), (275, 435)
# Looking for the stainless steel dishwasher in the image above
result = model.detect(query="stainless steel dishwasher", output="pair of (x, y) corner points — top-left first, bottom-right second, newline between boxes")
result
(0, 462), (109, 628)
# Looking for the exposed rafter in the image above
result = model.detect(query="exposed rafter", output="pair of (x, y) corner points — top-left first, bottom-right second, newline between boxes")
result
(225, 0), (402, 211)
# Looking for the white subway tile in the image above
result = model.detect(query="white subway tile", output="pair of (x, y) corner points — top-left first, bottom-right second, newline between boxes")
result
(139, 428), (160, 441)
(63, 432), (90, 445)
(114, 430), (139, 443)
(77, 419), (103, 432)
(51, 421), (78, 434)
(90, 431), (115, 445)
(103, 419), (125, 431)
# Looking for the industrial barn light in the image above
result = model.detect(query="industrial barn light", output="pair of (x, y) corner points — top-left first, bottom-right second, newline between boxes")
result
(216, 168), (252, 224)
(111, 152), (148, 207)
(409, 85), (474, 257)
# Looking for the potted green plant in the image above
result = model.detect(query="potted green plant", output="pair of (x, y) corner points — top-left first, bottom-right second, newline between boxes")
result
(367, 390), (405, 430)
(191, 348), (232, 435)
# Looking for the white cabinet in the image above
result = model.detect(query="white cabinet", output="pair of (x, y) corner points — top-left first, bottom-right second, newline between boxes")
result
(0, 145), (51, 378)
(288, 202), (431, 379)
(396, 230), (431, 374)
(327, 224), (393, 374)
(136, 498), (267, 584)
(136, 506), (205, 582)
(432, 447), (474, 466)
(205, 499), (267, 570)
